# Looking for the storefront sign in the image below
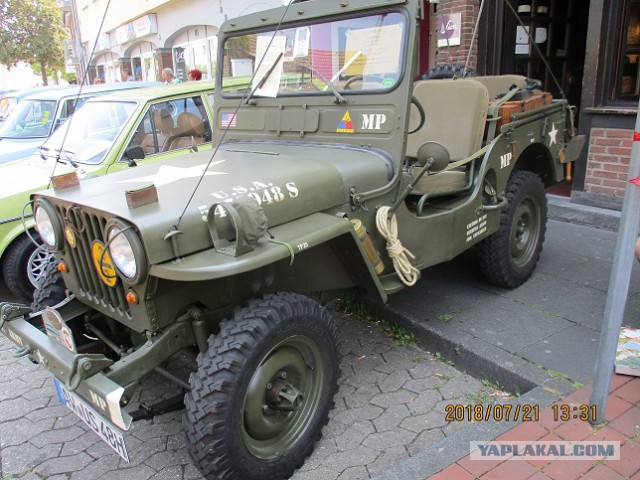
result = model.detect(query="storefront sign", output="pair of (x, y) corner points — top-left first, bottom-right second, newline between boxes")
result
(115, 14), (157, 45)
(437, 13), (461, 47)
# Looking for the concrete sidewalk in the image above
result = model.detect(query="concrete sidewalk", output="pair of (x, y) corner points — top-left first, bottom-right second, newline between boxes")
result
(369, 197), (640, 479)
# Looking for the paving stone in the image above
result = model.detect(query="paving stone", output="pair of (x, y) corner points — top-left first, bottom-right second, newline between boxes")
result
(0, 396), (50, 422)
(378, 370), (412, 393)
(69, 456), (119, 480)
(97, 465), (156, 480)
(407, 428), (446, 456)
(366, 445), (409, 477)
(320, 445), (380, 472)
(363, 429), (417, 451)
(370, 390), (416, 409)
(335, 421), (375, 451)
(400, 409), (448, 433)
(343, 383), (381, 409)
(406, 389), (442, 416)
(333, 404), (384, 425)
(184, 462), (205, 479)
(144, 448), (192, 471)
(336, 465), (370, 480)
(2, 443), (62, 476)
(0, 416), (56, 447)
(38, 452), (94, 475)
(373, 404), (411, 432)
(31, 426), (86, 449)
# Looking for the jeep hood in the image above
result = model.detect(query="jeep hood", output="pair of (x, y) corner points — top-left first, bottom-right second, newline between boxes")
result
(36, 141), (393, 264)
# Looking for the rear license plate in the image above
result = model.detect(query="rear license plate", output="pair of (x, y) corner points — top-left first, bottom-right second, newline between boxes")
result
(54, 379), (129, 462)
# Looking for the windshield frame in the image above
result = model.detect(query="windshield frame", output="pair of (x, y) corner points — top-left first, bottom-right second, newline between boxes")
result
(219, 7), (410, 100)
(39, 99), (139, 165)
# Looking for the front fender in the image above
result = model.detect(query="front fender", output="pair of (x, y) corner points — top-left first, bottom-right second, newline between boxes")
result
(150, 212), (387, 301)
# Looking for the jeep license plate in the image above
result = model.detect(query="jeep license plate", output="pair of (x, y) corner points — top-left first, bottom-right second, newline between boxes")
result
(54, 379), (129, 462)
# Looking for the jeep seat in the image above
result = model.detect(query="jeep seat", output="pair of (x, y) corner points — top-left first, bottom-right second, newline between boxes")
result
(406, 79), (489, 195)
(141, 109), (174, 154)
(471, 75), (527, 100)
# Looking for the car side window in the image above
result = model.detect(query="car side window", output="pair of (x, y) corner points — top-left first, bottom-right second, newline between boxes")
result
(128, 110), (156, 154)
(162, 96), (212, 152)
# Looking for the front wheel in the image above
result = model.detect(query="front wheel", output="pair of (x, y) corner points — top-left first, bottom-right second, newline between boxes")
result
(478, 170), (547, 288)
(183, 292), (341, 480)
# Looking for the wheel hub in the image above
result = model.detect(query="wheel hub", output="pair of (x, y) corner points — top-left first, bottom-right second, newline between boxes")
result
(265, 374), (304, 412)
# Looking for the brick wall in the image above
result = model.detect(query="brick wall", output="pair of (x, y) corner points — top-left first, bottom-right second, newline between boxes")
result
(584, 128), (633, 198)
(434, 0), (480, 68)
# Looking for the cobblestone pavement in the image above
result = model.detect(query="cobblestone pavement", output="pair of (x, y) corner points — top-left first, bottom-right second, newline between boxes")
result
(0, 310), (491, 480)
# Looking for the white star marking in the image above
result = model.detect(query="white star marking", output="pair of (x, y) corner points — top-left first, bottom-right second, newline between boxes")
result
(548, 123), (558, 146)
(119, 161), (227, 188)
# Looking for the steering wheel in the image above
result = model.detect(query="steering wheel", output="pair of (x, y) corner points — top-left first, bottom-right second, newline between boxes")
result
(408, 96), (425, 135)
(344, 75), (363, 90)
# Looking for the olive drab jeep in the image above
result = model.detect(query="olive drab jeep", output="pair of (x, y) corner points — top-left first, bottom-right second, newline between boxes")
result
(0, 0), (585, 478)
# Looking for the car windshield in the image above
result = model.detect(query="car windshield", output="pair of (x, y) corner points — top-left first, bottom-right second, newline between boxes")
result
(40, 100), (137, 165)
(221, 11), (406, 97)
(0, 99), (59, 139)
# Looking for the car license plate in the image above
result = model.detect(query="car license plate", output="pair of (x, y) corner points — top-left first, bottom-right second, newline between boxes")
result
(54, 379), (129, 462)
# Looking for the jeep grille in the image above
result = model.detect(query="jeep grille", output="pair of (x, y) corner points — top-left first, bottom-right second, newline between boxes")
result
(56, 205), (131, 318)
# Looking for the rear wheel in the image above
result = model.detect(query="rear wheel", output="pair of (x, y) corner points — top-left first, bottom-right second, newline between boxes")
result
(183, 292), (341, 480)
(478, 170), (547, 288)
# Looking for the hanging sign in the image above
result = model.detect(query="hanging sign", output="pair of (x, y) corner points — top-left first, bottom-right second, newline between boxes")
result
(437, 13), (461, 47)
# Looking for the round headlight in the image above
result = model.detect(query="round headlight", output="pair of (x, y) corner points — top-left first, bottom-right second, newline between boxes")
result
(34, 201), (61, 249)
(107, 227), (137, 279)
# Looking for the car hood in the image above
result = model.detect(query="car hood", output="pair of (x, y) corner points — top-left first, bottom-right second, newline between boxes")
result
(0, 138), (43, 164)
(35, 141), (394, 264)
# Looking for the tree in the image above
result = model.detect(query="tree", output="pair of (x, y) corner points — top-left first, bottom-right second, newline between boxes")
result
(0, 0), (68, 85)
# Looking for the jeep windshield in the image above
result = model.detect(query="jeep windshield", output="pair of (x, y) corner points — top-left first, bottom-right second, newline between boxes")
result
(39, 100), (136, 165)
(221, 11), (407, 98)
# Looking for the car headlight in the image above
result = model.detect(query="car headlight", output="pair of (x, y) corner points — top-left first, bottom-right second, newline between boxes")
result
(106, 220), (146, 284)
(34, 200), (62, 250)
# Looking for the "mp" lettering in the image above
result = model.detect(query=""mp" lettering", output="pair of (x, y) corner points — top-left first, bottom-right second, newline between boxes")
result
(362, 114), (387, 130)
(500, 152), (512, 169)
(89, 390), (107, 411)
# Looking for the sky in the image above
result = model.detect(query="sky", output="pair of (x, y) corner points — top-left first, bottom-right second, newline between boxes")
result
(0, 63), (47, 90)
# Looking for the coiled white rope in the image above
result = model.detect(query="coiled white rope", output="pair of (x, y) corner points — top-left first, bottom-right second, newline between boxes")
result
(375, 206), (421, 286)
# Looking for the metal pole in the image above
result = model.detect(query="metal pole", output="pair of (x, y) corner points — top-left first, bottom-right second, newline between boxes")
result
(589, 99), (640, 426)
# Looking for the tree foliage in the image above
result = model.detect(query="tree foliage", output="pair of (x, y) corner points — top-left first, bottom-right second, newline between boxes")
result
(0, 0), (68, 85)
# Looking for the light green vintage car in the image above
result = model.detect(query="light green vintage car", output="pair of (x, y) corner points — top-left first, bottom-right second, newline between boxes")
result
(0, 81), (215, 299)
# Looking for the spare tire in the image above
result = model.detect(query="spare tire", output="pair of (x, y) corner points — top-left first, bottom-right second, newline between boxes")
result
(420, 64), (478, 80)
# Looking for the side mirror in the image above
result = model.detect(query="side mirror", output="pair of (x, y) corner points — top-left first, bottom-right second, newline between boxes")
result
(416, 141), (450, 172)
(123, 145), (145, 166)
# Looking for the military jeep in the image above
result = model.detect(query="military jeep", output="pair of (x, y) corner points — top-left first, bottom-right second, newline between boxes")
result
(0, 0), (584, 478)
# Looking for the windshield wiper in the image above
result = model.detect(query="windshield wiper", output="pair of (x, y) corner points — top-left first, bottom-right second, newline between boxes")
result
(297, 61), (346, 104)
(245, 51), (285, 105)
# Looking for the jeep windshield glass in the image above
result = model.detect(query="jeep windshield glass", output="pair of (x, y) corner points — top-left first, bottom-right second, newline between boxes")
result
(39, 101), (137, 165)
(0, 99), (58, 139)
(221, 12), (406, 97)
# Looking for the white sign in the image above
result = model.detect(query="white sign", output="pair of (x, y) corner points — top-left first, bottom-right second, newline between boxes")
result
(252, 35), (286, 98)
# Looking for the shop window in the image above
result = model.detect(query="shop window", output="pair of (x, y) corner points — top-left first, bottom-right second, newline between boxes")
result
(616, 0), (640, 100)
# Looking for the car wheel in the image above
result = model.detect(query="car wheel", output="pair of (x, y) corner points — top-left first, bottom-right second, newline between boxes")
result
(2, 233), (42, 301)
(183, 292), (341, 480)
(478, 170), (547, 288)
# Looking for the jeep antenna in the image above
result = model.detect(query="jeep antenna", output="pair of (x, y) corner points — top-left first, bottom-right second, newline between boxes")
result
(170, 1), (296, 233)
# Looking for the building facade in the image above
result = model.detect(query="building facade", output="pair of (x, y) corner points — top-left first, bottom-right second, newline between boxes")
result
(69, 0), (283, 84)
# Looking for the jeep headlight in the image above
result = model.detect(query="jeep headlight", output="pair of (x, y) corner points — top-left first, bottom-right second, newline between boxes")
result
(34, 200), (62, 250)
(106, 220), (146, 284)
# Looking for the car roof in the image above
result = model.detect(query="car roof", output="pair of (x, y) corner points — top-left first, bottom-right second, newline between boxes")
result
(19, 81), (162, 101)
(4, 85), (70, 101)
(85, 80), (216, 103)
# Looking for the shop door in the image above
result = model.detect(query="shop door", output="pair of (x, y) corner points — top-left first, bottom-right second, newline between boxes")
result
(502, 0), (589, 109)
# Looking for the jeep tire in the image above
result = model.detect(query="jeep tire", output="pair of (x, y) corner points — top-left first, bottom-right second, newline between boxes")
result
(31, 260), (66, 312)
(478, 170), (547, 288)
(183, 292), (341, 480)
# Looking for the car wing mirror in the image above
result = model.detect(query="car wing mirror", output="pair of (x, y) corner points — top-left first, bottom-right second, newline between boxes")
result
(122, 145), (145, 167)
